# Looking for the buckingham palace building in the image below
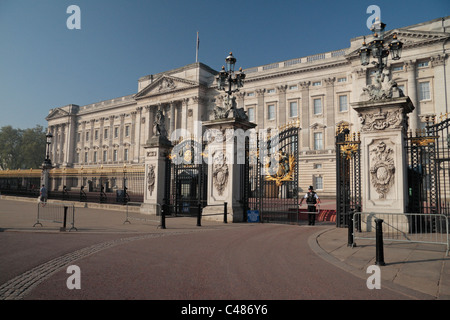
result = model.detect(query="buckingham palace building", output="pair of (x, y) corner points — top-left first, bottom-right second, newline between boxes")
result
(45, 16), (450, 197)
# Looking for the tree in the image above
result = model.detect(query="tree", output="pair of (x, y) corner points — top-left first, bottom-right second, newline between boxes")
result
(0, 125), (47, 170)
(20, 126), (47, 169)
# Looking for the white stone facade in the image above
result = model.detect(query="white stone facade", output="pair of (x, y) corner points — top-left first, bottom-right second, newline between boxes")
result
(46, 16), (450, 197)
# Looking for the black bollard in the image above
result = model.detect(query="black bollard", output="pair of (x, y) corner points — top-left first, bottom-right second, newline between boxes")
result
(60, 206), (68, 232)
(375, 218), (385, 266)
(347, 210), (354, 247)
(224, 202), (228, 224)
(197, 203), (202, 227)
(160, 203), (166, 229)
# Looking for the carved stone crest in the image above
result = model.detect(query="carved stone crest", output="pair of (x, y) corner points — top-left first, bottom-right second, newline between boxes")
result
(212, 151), (229, 196)
(359, 109), (403, 132)
(147, 164), (155, 195)
(264, 150), (295, 187)
(369, 142), (395, 199)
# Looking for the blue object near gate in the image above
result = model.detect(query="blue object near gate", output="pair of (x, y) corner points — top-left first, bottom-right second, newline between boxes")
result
(247, 210), (259, 223)
(182, 202), (190, 213)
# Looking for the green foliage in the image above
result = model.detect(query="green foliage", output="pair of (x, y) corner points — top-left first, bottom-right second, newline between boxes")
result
(0, 125), (47, 170)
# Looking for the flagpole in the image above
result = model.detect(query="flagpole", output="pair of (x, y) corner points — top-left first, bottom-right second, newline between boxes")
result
(196, 31), (199, 63)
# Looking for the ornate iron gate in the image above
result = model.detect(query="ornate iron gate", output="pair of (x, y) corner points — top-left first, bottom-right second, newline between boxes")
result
(335, 126), (362, 228)
(406, 115), (450, 216)
(247, 123), (300, 224)
(165, 138), (207, 217)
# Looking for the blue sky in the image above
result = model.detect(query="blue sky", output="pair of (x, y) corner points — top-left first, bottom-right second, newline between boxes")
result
(0, 0), (448, 129)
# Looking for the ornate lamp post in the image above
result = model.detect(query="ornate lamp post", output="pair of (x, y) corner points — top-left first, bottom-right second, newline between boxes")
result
(43, 132), (53, 169)
(216, 52), (246, 97)
(358, 17), (403, 75)
(214, 52), (247, 120)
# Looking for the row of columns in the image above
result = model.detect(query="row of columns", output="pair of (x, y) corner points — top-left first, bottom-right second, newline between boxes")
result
(48, 96), (205, 167)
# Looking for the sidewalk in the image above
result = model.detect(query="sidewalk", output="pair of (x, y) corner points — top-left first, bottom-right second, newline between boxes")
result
(314, 227), (450, 299)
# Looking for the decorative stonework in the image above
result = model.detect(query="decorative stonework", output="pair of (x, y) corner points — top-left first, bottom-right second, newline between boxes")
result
(359, 109), (403, 132)
(369, 142), (395, 199)
(212, 96), (248, 121)
(158, 78), (177, 91)
(212, 151), (229, 196)
(147, 164), (155, 195)
(360, 72), (405, 101)
(153, 109), (168, 137)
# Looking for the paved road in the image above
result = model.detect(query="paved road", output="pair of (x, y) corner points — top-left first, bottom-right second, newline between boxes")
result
(1, 223), (418, 300)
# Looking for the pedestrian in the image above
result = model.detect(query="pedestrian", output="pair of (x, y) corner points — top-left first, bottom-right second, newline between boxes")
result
(39, 184), (48, 206)
(299, 186), (320, 225)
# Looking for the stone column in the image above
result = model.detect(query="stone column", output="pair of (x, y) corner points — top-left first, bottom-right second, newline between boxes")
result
(299, 81), (311, 150)
(59, 123), (66, 164)
(277, 85), (287, 126)
(169, 101), (175, 140)
(108, 116), (114, 163)
(141, 123), (172, 215)
(405, 60), (418, 132)
(324, 77), (336, 149)
(119, 113), (126, 161)
(431, 54), (448, 115)
(351, 96), (414, 231)
(202, 117), (257, 222)
(135, 106), (143, 163)
(181, 98), (189, 134)
(256, 89), (265, 129)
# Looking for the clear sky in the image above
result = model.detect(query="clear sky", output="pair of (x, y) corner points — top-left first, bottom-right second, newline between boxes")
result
(0, 0), (449, 130)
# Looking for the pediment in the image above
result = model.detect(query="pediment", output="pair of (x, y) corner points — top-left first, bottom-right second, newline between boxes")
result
(346, 29), (449, 58)
(46, 108), (70, 120)
(134, 75), (199, 99)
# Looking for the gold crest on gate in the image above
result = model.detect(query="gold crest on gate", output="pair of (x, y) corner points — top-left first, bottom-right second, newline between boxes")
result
(264, 150), (295, 186)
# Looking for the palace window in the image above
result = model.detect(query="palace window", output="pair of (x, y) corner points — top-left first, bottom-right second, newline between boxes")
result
(114, 127), (119, 138)
(339, 95), (348, 112)
(124, 149), (129, 161)
(248, 107), (255, 122)
(314, 132), (323, 150)
(289, 101), (298, 118)
(418, 81), (430, 101)
(268, 104), (276, 120)
(314, 175), (323, 190)
(125, 125), (130, 137)
(313, 98), (322, 115)
(103, 150), (107, 162)
(104, 128), (108, 139)
(93, 151), (97, 163)
(113, 150), (118, 162)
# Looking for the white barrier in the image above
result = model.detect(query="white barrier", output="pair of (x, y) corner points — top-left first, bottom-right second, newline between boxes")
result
(353, 212), (449, 255)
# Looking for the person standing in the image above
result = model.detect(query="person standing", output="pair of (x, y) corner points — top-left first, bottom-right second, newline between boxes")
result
(300, 186), (320, 225)
(39, 184), (48, 205)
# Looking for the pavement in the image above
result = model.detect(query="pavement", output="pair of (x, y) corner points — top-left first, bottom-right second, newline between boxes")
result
(0, 196), (449, 300)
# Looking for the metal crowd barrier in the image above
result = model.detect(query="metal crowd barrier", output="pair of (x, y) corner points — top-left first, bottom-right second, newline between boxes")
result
(33, 201), (77, 231)
(123, 202), (161, 226)
(123, 202), (228, 229)
(353, 212), (449, 255)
